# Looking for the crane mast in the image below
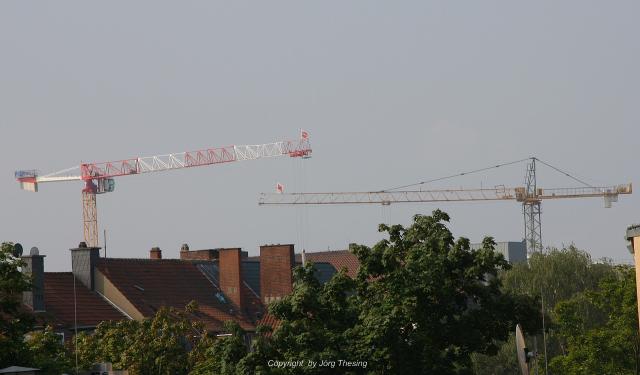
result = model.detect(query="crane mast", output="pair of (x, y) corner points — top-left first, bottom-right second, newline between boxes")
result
(16, 135), (312, 247)
(523, 158), (542, 253)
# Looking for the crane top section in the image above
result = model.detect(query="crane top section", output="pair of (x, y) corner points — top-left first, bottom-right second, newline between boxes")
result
(15, 136), (311, 192)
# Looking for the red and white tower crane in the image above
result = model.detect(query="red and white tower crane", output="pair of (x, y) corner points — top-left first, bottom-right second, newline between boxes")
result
(16, 135), (312, 247)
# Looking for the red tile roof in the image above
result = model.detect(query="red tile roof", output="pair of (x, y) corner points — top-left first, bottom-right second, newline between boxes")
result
(96, 258), (257, 332)
(39, 272), (126, 329)
(241, 280), (263, 322)
(296, 250), (360, 278)
(257, 312), (280, 334)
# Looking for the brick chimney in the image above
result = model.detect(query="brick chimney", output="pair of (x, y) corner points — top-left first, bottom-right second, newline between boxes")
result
(260, 244), (294, 304)
(179, 243), (219, 261)
(21, 247), (46, 312)
(218, 248), (243, 311)
(70, 241), (100, 290)
(150, 247), (162, 259)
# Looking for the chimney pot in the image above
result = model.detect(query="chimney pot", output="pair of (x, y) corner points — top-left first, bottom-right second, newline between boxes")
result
(150, 247), (162, 259)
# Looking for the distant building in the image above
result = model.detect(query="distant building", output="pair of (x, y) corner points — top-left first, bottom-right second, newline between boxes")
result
(470, 241), (527, 264)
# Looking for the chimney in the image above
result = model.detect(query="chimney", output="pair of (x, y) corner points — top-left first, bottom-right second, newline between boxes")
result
(180, 243), (190, 254)
(259, 244), (294, 304)
(70, 241), (100, 290)
(150, 247), (162, 259)
(21, 247), (46, 312)
(179, 243), (219, 261)
(218, 248), (243, 311)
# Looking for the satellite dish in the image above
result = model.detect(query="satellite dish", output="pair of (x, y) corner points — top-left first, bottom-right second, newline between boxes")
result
(12, 243), (23, 257)
(516, 324), (533, 375)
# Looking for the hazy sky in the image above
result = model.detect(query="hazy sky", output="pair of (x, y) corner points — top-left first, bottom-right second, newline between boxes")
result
(1, 2), (638, 271)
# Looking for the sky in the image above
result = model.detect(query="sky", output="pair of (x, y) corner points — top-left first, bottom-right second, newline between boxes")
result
(0, 1), (638, 271)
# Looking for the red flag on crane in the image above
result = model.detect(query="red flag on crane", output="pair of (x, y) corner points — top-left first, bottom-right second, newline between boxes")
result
(276, 182), (284, 193)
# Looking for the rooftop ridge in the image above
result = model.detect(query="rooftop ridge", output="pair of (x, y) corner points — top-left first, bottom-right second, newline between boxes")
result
(99, 257), (204, 262)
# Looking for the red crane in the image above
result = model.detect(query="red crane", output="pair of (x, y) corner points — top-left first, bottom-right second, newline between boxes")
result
(16, 134), (312, 247)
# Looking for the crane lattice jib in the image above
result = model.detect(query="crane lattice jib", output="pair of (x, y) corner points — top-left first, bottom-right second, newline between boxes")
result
(80, 139), (311, 180)
(258, 184), (632, 205)
(15, 138), (311, 184)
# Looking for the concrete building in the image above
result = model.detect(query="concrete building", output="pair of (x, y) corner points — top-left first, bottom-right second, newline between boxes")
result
(470, 241), (527, 263)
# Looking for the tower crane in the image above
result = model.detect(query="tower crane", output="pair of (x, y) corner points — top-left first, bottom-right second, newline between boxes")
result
(258, 157), (631, 254)
(15, 134), (312, 247)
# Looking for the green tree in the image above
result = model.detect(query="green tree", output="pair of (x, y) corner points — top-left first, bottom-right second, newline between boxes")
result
(470, 334), (518, 375)
(0, 242), (35, 367)
(502, 245), (614, 310)
(474, 245), (617, 374)
(25, 325), (73, 374)
(266, 265), (359, 374)
(550, 266), (639, 375)
(348, 210), (540, 374)
(190, 321), (250, 375)
(73, 211), (543, 374)
(76, 302), (206, 374)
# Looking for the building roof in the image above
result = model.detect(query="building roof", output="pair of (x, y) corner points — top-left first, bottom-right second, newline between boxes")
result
(257, 312), (281, 334)
(38, 272), (126, 329)
(295, 250), (360, 278)
(251, 251), (361, 333)
(247, 250), (361, 279)
(195, 262), (264, 322)
(96, 258), (257, 331)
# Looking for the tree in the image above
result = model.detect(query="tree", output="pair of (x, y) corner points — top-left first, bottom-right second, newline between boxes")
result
(73, 211), (542, 374)
(348, 210), (540, 374)
(250, 210), (539, 374)
(502, 245), (614, 310)
(265, 264), (360, 374)
(470, 334), (518, 375)
(0, 242), (35, 367)
(189, 321), (250, 375)
(25, 325), (73, 374)
(76, 302), (205, 374)
(550, 266), (639, 375)
(473, 246), (617, 374)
